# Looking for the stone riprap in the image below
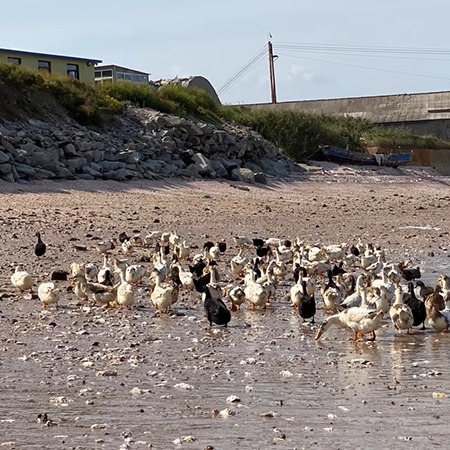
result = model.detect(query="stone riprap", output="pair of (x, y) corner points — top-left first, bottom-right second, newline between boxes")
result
(0, 108), (298, 184)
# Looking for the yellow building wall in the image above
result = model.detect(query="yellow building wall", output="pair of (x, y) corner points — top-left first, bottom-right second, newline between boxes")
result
(0, 51), (96, 83)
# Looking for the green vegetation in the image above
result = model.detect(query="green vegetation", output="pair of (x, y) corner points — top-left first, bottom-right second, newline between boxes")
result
(1, 62), (450, 160)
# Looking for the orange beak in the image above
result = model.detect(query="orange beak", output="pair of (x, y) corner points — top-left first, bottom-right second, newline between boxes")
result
(315, 325), (325, 341)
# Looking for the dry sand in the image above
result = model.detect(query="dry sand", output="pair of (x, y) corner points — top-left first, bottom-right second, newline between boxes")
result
(1, 164), (450, 449)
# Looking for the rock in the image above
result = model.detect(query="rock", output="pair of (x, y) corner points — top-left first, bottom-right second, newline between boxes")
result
(0, 150), (10, 164)
(82, 166), (103, 178)
(254, 172), (268, 185)
(0, 163), (12, 175)
(15, 163), (36, 177)
(231, 168), (255, 184)
(192, 153), (215, 177)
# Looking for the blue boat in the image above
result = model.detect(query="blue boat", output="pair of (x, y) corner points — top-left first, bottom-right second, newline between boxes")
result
(320, 145), (412, 168)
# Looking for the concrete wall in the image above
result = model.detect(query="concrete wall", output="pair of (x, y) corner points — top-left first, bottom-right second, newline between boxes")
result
(410, 148), (450, 175)
(0, 52), (96, 83)
(384, 120), (450, 141)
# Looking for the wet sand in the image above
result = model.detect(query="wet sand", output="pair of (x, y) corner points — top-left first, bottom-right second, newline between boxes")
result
(1, 168), (450, 449)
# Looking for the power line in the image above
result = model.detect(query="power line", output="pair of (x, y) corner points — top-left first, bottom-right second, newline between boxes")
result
(277, 52), (450, 82)
(277, 48), (450, 63)
(217, 46), (267, 95)
(275, 41), (450, 55)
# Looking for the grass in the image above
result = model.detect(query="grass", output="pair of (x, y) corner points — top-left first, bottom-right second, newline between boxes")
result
(1, 62), (450, 159)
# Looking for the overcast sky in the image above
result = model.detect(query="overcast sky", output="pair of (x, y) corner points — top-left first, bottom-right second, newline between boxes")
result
(2, 0), (450, 105)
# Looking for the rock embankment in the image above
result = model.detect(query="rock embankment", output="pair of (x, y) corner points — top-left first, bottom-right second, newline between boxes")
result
(0, 108), (297, 184)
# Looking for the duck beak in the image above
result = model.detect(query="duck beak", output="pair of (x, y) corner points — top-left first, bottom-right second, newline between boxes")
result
(315, 324), (325, 341)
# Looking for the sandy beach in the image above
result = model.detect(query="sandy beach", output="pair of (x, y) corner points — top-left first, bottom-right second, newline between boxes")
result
(1, 165), (450, 449)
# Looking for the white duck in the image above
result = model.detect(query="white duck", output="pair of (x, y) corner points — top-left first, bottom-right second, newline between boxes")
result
(223, 284), (246, 311)
(244, 267), (269, 310)
(316, 287), (383, 341)
(230, 248), (247, 277)
(116, 270), (135, 308)
(11, 266), (33, 293)
(389, 285), (414, 333)
(98, 255), (114, 286)
(150, 267), (181, 312)
(37, 282), (60, 308)
(84, 263), (99, 283)
(175, 240), (191, 260)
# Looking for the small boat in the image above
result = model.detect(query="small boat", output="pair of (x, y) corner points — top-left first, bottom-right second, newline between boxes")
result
(319, 145), (412, 168)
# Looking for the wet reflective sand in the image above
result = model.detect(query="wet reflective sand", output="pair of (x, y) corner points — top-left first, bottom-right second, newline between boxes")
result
(0, 176), (450, 449)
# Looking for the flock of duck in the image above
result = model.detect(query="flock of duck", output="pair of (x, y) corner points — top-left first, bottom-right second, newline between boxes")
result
(9, 230), (450, 341)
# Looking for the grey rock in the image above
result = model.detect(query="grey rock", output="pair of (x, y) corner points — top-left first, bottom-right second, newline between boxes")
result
(63, 143), (78, 158)
(0, 163), (12, 175)
(231, 167), (255, 184)
(66, 157), (88, 173)
(211, 160), (228, 178)
(192, 153), (214, 176)
(15, 163), (36, 177)
(82, 165), (103, 178)
(254, 172), (268, 185)
(0, 150), (10, 164)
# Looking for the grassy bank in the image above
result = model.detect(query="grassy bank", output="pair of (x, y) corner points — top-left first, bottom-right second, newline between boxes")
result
(1, 62), (450, 161)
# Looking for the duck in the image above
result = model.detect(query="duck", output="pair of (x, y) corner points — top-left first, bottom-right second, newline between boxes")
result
(71, 274), (119, 306)
(244, 267), (269, 310)
(150, 266), (181, 312)
(223, 284), (246, 311)
(116, 270), (135, 308)
(415, 280), (435, 300)
(293, 264), (315, 297)
(98, 255), (114, 286)
(203, 285), (231, 327)
(230, 248), (248, 277)
(298, 280), (316, 323)
(175, 240), (191, 260)
(118, 231), (130, 243)
(84, 263), (99, 283)
(322, 285), (342, 314)
(34, 232), (46, 257)
(426, 304), (450, 333)
(340, 273), (369, 309)
(403, 282), (426, 329)
(95, 239), (115, 255)
(206, 265), (222, 300)
(389, 285), (414, 333)
(125, 264), (147, 286)
(290, 269), (306, 308)
(316, 288), (383, 341)
(398, 261), (421, 281)
(208, 244), (221, 262)
(424, 287), (445, 312)
(70, 262), (85, 278)
(11, 266), (33, 293)
(37, 282), (60, 308)
(368, 285), (389, 315)
(171, 255), (195, 291)
(233, 236), (253, 248)
(169, 231), (182, 248)
(121, 239), (133, 256)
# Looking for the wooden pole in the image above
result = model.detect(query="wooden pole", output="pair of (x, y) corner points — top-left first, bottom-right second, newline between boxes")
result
(268, 40), (277, 104)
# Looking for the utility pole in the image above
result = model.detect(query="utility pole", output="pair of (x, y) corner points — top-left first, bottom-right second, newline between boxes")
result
(268, 39), (277, 104)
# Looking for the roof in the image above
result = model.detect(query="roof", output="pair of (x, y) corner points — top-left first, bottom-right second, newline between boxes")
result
(96, 64), (149, 75)
(246, 90), (450, 124)
(0, 47), (102, 64)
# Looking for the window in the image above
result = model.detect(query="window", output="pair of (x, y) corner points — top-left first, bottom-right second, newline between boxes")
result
(7, 57), (21, 65)
(67, 63), (79, 80)
(102, 70), (113, 77)
(94, 71), (101, 78)
(38, 60), (51, 72)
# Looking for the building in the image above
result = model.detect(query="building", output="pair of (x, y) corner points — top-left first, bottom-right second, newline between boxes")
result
(247, 91), (450, 141)
(0, 48), (101, 83)
(94, 65), (150, 85)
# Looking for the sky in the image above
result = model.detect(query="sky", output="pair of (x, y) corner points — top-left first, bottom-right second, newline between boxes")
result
(2, 0), (450, 105)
